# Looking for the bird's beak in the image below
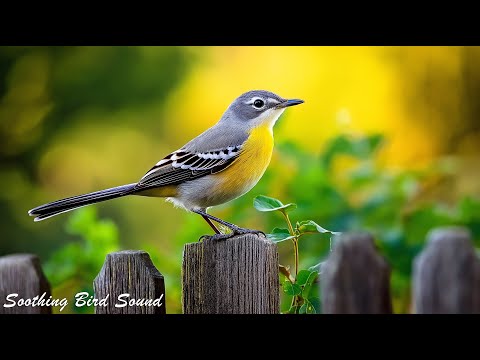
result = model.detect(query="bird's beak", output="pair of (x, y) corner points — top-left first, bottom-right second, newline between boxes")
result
(277, 99), (304, 109)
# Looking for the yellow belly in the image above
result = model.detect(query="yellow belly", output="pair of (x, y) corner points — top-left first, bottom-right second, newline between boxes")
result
(216, 125), (274, 197)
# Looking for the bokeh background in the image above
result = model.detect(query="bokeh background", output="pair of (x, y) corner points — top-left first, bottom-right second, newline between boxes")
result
(1, 46), (480, 313)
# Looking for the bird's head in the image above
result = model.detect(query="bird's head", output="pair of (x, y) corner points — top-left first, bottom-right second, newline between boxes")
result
(223, 90), (304, 130)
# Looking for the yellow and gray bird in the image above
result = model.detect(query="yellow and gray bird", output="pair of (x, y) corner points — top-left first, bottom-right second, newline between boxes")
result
(28, 90), (304, 239)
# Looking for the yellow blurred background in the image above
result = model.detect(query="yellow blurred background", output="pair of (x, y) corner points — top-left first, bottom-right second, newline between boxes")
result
(1, 46), (479, 313)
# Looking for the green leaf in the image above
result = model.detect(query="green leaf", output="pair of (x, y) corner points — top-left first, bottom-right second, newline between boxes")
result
(253, 195), (297, 213)
(308, 297), (321, 313)
(298, 299), (315, 314)
(306, 300), (316, 314)
(302, 271), (319, 299)
(299, 302), (307, 314)
(308, 262), (323, 273)
(283, 281), (301, 296)
(296, 270), (312, 286)
(297, 220), (341, 236)
(266, 228), (296, 243)
(286, 305), (300, 314)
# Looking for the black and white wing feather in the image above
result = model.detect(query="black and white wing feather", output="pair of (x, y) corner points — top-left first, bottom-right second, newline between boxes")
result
(134, 145), (242, 190)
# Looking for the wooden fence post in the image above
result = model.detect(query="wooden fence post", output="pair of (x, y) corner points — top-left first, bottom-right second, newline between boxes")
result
(413, 227), (480, 314)
(94, 250), (166, 314)
(0, 254), (52, 314)
(321, 232), (392, 314)
(182, 234), (279, 314)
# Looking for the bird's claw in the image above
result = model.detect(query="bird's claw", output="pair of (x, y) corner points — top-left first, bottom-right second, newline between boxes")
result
(198, 228), (266, 242)
(201, 233), (235, 242)
(198, 234), (209, 242)
(231, 227), (266, 237)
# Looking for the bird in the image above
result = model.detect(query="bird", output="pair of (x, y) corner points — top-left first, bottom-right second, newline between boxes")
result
(28, 90), (304, 239)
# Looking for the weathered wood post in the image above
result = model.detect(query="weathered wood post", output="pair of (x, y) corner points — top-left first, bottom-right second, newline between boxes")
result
(182, 234), (279, 314)
(0, 254), (52, 314)
(94, 250), (166, 314)
(413, 227), (480, 314)
(321, 232), (392, 314)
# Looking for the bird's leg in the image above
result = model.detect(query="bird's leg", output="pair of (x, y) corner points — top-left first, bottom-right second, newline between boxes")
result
(193, 208), (246, 230)
(193, 208), (265, 241)
(197, 215), (222, 242)
(197, 210), (223, 242)
(201, 215), (221, 234)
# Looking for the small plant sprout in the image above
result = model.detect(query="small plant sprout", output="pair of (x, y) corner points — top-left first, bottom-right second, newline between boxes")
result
(254, 195), (341, 314)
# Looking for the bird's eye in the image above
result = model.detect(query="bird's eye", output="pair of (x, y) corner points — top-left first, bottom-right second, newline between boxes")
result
(253, 99), (265, 109)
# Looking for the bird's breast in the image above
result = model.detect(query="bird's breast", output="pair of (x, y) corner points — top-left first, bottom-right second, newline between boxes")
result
(171, 125), (275, 210)
(217, 125), (274, 194)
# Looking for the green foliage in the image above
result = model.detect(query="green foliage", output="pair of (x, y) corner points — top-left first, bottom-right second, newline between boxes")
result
(297, 220), (340, 236)
(248, 133), (480, 314)
(42, 132), (480, 314)
(283, 282), (301, 296)
(0, 47), (193, 258)
(254, 194), (337, 314)
(267, 228), (296, 242)
(254, 195), (297, 213)
(2, 47), (480, 315)
(43, 207), (120, 313)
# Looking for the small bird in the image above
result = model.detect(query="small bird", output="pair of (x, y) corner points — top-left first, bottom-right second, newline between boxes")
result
(28, 90), (304, 239)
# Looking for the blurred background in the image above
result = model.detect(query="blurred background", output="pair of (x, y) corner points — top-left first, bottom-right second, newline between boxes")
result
(1, 46), (479, 313)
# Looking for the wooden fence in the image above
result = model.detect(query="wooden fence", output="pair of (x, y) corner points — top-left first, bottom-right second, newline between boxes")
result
(1, 226), (479, 314)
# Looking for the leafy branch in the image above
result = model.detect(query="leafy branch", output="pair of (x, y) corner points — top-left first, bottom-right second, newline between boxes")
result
(254, 195), (340, 314)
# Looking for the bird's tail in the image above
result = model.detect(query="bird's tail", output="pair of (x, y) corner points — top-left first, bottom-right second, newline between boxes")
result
(28, 183), (137, 222)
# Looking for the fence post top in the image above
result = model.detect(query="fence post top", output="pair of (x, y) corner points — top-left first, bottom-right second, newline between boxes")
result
(105, 250), (149, 258)
(99, 250), (163, 274)
(426, 226), (472, 245)
(0, 254), (43, 271)
(0, 253), (52, 314)
(0, 253), (39, 263)
(332, 232), (375, 249)
(94, 249), (166, 314)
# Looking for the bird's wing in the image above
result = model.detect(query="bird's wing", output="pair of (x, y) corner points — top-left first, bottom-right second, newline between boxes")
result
(134, 145), (242, 190)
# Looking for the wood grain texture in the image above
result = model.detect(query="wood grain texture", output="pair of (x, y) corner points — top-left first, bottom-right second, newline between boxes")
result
(413, 227), (480, 314)
(0, 254), (51, 314)
(321, 232), (392, 314)
(94, 250), (166, 314)
(182, 233), (279, 314)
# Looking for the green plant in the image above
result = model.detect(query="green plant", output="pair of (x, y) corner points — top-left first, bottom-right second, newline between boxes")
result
(43, 207), (120, 313)
(250, 133), (480, 313)
(254, 195), (340, 314)
(41, 132), (480, 314)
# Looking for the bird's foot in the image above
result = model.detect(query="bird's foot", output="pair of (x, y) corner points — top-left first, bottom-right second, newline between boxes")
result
(198, 233), (235, 242)
(229, 226), (266, 237)
(207, 233), (237, 241)
(198, 234), (209, 242)
(198, 227), (265, 242)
